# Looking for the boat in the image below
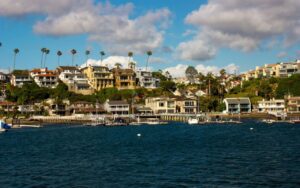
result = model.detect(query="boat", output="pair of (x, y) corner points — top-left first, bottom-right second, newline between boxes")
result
(262, 119), (275, 124)
(129, 117), (142, 126)
(0, 120), (11, 132)
(85, 117), (105, 126)
(19, 124), (42, 128)
(105, 117), (128, 126)
(144, 118), (168, 125)
(187, 117), (199, 125)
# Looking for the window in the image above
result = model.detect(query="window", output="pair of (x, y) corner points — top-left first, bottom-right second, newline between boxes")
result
(159, 102), (164, 107)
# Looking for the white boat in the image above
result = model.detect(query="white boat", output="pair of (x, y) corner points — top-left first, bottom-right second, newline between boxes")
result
(188, 117), (199, 125)
(85, 117), (105, 126)
(20, 124), (42, 128)
(262, 119), (275, 124)
(144, 118), (167, 125)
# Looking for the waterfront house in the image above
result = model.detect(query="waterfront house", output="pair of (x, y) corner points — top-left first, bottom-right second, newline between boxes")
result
(111, 66), (136, 90)
(70, 101), (105, 115)
(223, 98), (251, 114)
(10, 70), (33, 87)
(0, 72), (7, 82)
(145, 97), (176, 114)
(257, 98), (285, 113)
(175, 97), (198, 114)
(57, 66), (93, 95)
(285, 95), (300, 113)
(104, 100), (130, 115)
(81, 65), (114, 91)
(44, 99), (70, 116)
(30, 68), (58, 88)
(136, 69), (159, 89)
(0, 101), (17, 113)
(135, 105), (153, 114)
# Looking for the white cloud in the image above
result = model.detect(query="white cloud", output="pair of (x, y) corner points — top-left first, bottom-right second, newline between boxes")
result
(0, 1), (171, 54)
(177, 0), (300, 61)
(176, 36), (217, 61)
(164, 63), (239, 78)
(81, 56), (137, 69)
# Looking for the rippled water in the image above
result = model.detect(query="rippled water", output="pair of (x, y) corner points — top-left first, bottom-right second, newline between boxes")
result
(0, 121), (300, 187)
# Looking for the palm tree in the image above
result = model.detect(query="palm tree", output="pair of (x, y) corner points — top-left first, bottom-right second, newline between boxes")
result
(40, 47), (46, 68)
(13, 48), (19, 71)
(100, 51), (105, 64)
(115, 62), (122, 69)
(57, 50), (62, 66)
(85, 50), (90, 67)
(43, 48), (50, 68)
(70, 49), (77, 66)
(146, 50), (152, 71)
(128, 62), (135, 70)
(128, 51), (133, 68)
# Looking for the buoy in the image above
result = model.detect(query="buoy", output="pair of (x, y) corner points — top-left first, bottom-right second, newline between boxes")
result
(250, 127), (254, 130)
(137, 133), (141, 137)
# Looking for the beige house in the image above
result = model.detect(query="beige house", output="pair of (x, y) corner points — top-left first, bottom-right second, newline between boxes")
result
(57, 66), (93, 95)
(111, 67), (136, 90)
(286, 96), (300, 112)
(257, 98), (285, 113)
(175, 97), (198, 114)
(145, 97), (176, 114)
(81, 65), (114, 91)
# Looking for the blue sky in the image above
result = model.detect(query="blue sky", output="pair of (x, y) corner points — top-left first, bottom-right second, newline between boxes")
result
(0, 0), (299, 77)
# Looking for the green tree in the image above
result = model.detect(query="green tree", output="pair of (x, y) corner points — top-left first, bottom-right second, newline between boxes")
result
(100, 51), (105, 64)
(85, 50), (90, 67)
(146, 50), (152, 71)
(160, 80), (176, 92)
(70, 49), (77, 66)
(13, 48), (19, 71)
(57, 50), (62, 66)
(43, 48), (50, 68)
(185, 66), (198, 84)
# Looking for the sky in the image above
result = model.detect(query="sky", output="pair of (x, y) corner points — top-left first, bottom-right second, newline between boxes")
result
(0, 0), (300, 77)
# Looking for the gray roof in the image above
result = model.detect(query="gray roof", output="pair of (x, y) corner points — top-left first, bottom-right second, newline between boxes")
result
(108, 100), (129, 105)
(224, 98), (251, 104)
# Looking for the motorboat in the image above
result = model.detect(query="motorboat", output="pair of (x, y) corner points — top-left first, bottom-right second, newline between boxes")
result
(188, 117), (199, 125)
(0, 120), (11, 132)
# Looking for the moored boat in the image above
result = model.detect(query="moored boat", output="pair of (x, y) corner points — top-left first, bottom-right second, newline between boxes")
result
(188, 117), (199, 125)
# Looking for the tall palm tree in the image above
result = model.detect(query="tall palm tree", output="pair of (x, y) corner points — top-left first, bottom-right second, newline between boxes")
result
(57, 50), (62, 66)
(13, 48), (19, 71)
(85, 50), (90, 67)
(40, 47), (46, 68)
(70, 49), (77, 66)
(100, 51), (105, 64)
(43, 48), (50, 68)
(128, 51), (133, 68)
(146, 50), (152, 71)
(115, 62), (122, 69)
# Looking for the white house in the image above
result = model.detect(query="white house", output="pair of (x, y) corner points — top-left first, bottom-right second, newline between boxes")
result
(30, 68), (58, 88)
(258, 98), (285, 113)
(223, 98), (251, 114)
(10, 70), (33, 87)
(136, 69), (159, 89)
(104, 100), (130, 115)
(57, 66), (93, 95)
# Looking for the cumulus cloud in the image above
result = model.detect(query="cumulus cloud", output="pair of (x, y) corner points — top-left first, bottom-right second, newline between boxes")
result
(81, 56), (137, 69)
(177, 0), (300, 61)
(0, 1), (171, 54)
(164, 63), (239, 78)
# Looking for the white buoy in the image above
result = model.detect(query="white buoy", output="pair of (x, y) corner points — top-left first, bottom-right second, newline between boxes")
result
(137, 133), (141, 137)
(250, 127), (254, 130)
